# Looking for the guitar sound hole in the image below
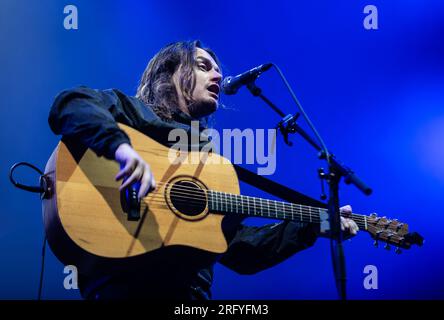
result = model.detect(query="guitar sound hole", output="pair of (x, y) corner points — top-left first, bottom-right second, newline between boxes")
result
(170, 181), (207, 217)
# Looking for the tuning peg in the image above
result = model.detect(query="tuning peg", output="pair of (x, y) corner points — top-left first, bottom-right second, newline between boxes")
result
(384, 243), (391, 250)
(395, 247), (402, 254)
(373, 240), (378, 248)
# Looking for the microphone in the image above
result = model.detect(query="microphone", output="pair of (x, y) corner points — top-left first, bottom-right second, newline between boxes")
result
(221, 63), (273, 95)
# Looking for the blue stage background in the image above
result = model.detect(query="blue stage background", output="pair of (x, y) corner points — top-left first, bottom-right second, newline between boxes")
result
(1, 0), (443, 299)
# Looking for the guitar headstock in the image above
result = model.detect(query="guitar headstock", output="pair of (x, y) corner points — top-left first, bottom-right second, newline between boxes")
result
(366, 213), (424, 253)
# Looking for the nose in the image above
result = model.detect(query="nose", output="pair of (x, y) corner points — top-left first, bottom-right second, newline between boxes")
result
(211, 69), (222, 83)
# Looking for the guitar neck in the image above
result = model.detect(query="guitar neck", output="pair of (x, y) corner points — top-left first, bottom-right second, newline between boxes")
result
(207, 190), (369, 231)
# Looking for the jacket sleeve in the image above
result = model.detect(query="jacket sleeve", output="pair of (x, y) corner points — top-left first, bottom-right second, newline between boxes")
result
(219, 220), (318, 275)
(48, 86), (132, 160)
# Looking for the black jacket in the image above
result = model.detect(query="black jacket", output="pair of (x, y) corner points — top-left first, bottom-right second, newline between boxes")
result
(48, 86), (318, 300)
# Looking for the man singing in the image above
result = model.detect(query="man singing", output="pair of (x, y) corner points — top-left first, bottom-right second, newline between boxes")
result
(48, 40), (358, 300)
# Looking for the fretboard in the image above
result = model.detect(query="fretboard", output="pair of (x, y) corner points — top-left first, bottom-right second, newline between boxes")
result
(207, 190), (368, 230)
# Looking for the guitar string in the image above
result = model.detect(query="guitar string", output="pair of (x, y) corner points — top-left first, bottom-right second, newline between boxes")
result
(138, 185), (368, 225)
(136, 198), (407, 242)
(146, 188), (368, 225)
(116, 176), (403, 240)
(120, 179), (399, 227)
(134, 180), (369, 224)
(136, 190), (369, 226)
(111, 152), (400, 237)
(142, 196), (364, 226)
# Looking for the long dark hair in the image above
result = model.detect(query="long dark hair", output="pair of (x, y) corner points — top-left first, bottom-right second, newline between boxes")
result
(136, 40), (221, 121)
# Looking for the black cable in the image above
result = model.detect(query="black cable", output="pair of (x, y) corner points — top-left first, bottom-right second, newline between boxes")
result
(9, 162), (45, 193)
(9, 162), (48, 300)
(271, 64), (331, 165)
(38, 234), (47, 300)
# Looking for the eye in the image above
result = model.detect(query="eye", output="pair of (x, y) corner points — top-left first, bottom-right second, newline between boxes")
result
(199, 64), (208, 71)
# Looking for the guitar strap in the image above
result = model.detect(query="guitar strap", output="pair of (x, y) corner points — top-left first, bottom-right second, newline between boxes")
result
(233, 164), (327, 209)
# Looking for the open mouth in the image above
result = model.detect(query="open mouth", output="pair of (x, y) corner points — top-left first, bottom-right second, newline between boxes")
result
(207, 84), (220, 98)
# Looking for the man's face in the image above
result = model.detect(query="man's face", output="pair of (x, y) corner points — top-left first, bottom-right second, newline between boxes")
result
(174, 47), (222, 118)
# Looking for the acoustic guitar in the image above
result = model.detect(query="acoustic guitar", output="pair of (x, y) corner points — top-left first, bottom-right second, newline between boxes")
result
(42, 124), (422, 273)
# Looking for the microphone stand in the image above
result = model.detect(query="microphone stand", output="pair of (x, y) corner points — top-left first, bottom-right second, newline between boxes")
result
(246, 81), (372, 300)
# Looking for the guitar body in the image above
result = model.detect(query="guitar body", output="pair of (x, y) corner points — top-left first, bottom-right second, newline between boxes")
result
(42, 124), (240, 274)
